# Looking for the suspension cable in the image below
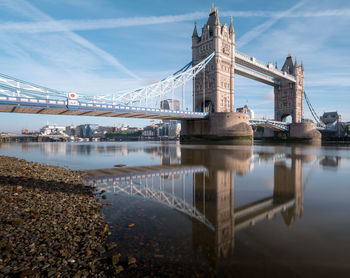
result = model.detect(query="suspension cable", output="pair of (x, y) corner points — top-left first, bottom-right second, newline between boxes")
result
(304, 91), (325, 127)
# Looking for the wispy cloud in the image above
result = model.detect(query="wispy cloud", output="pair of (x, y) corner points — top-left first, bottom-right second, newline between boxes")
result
(0, 0), (140, 80)
(222, 9), (350, 18)
(237, 1), (306, 48)
(0, 12), (207, 33)
(1, 7), (350, 34)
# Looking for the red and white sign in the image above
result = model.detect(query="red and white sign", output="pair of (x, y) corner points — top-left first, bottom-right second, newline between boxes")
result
(69, 92), (78, 99)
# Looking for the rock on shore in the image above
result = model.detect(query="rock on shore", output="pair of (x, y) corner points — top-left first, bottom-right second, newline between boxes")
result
(0, 156), (116, 277)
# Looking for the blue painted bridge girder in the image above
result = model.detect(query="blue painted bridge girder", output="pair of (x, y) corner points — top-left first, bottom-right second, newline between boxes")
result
(0, 96), (209, 120)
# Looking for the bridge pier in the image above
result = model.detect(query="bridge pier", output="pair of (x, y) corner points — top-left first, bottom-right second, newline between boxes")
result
(260, 122), (321, 141)
(289, 122), (321, 140)
(180, 112), (253, 143)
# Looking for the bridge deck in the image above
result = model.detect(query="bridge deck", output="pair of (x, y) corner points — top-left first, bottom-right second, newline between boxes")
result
(0, 96), (208, 120)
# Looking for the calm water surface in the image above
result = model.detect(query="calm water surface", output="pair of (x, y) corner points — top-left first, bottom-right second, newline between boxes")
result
(1, 142), (350, 277)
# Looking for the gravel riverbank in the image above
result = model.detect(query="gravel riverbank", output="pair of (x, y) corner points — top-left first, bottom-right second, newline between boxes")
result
(0, 156), (126, 277)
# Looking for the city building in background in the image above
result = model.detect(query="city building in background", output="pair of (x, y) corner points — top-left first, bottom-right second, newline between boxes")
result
(160, 99), (180, 111)
(320, 112), (341, 125)
(159, 99), (181, 139)
(236, 105), (255, 119)
(3, 118), (185, 142)
(40, 124), (68, 137)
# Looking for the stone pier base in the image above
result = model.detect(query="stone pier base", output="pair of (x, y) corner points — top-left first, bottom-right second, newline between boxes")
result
(181, 112), (253, 143)
(289, 122), (321, 141)
(260, 123), (321, 141)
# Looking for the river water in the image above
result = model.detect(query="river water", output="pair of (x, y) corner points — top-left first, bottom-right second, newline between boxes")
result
(1, 141), (350, 277)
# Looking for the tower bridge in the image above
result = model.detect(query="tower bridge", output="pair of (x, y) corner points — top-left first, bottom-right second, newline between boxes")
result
(0, 5), (325, 140)
(182, 6), (320, 141)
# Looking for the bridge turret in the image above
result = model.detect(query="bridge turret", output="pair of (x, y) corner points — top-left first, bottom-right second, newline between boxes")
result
(282, 53), (295, 75)
(229, 17), (235, 38)
(192, 21), (199, 39)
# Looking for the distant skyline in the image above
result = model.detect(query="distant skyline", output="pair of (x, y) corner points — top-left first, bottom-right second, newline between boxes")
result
(0, 0), (349, 132)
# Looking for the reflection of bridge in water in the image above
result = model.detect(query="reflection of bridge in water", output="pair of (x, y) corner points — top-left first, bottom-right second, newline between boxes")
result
(86, 146), (314, 261)
(87, 165), (214, 230)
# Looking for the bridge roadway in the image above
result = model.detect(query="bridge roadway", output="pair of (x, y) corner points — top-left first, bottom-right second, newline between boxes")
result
(1, 95), (333, 133)
(0, 94), (299, 133)
(0, 94), (292, 129)
(0, 95), (208, 120)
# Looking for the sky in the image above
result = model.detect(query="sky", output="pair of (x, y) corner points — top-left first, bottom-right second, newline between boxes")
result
(0, 0), (349, 132)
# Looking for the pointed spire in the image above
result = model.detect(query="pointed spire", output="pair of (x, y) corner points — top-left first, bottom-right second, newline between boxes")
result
(294, 57), (298, 67)
(214, 9), (221, 26)
(301, 59), (304, 69)
(210, 3), (215, 15)
(229, 16), (234, 33)
(192, 21), (198, 37)
(207, 3), (220, 30)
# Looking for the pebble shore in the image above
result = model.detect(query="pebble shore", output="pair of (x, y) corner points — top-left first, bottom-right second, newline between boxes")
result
(0, 156), (125, 277)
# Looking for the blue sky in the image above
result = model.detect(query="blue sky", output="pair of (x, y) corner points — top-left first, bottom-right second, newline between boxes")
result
(0, 0), (349, 132)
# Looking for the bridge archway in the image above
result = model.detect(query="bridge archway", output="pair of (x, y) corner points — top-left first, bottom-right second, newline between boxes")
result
(201, 100), (214, 113)
(281, 114), (292, 123)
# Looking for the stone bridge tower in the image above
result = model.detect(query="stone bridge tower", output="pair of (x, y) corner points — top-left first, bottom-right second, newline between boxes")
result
(192, 6), (235, 112)
(274, 55), (304, 123)
(181, 6), (253, 142)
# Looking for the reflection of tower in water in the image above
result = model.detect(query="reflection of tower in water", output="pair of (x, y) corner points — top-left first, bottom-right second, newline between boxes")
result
(273, 150), (303, 225)
(184, 147), (252, 267)
(193, 169), (235, 261)
(187, 146), (305, 269)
